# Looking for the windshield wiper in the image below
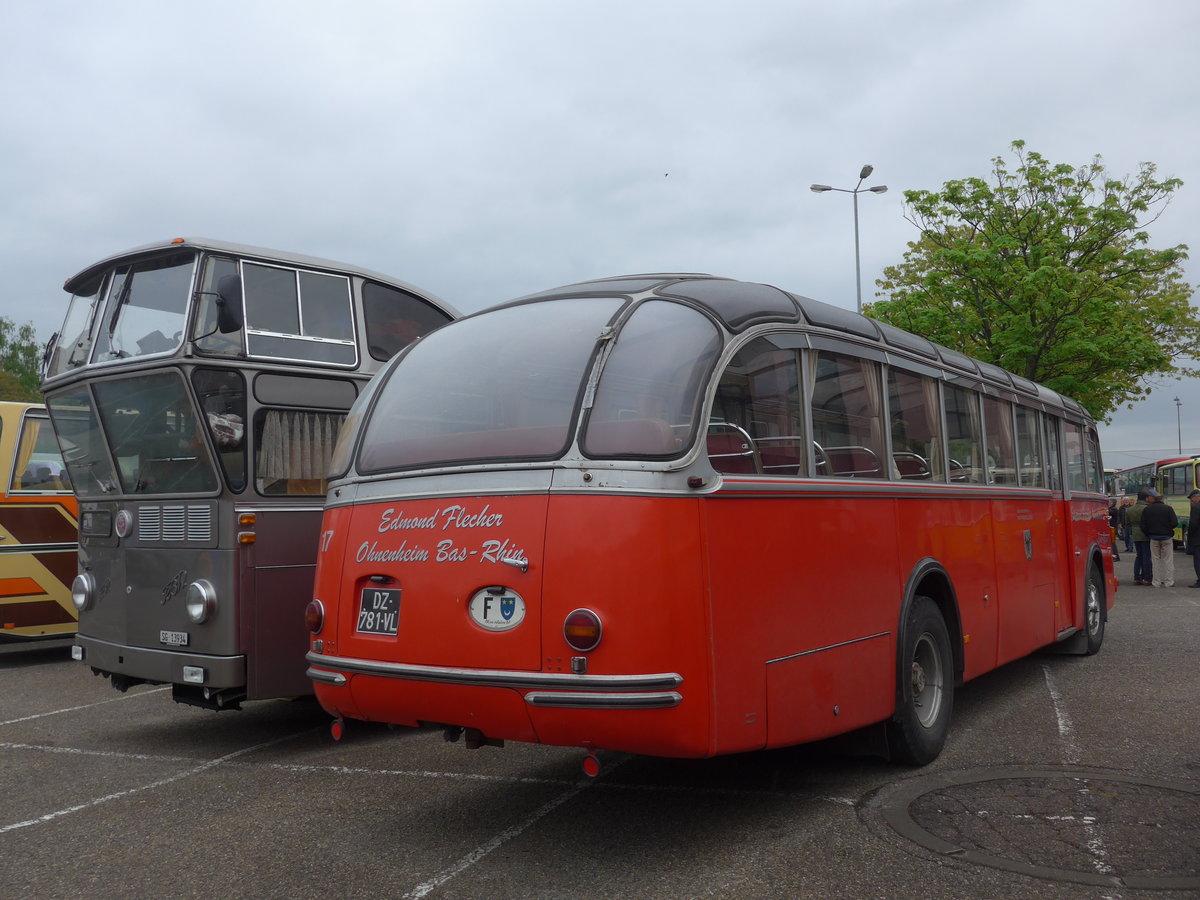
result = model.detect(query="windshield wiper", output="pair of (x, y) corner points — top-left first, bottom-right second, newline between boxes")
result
(66, 460), (114, 493)
(106, 272), (134, 339)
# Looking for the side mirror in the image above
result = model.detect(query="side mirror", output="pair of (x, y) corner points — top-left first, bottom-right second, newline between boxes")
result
(216, 275), (244, 334)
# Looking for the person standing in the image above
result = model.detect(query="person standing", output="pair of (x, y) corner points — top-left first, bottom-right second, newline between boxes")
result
(1187, 489), (1200, 588)
(1121, 497), (1135, 553)
(1141, 489), (1179, 587)
(1125, 490), (1152, 585)
(1107, 498), (1122, 562)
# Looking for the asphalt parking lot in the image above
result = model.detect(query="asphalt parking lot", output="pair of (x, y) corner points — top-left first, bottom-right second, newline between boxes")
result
(2, 554), (1197, 900)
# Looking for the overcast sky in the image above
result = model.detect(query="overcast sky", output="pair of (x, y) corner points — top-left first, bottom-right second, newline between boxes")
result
(1, 0), (1195, 469)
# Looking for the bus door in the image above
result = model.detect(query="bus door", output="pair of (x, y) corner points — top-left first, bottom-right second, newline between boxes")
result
(1061, 421), (1110, 635)
(0, 403), (79, 640)
(241, 504), (325, 699)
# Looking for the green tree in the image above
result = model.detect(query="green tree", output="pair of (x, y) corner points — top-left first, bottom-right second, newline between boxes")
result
(0, 316), (44, 401)
(867, 141), (1198, 420)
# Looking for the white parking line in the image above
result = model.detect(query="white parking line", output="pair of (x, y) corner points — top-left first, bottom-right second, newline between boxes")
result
(0, 730), (304, 835)
(0, 686), (169, 727)
(1042, 664), (1121, 896)
(2, 739), (857, 804)
(402, 757), (630, 900)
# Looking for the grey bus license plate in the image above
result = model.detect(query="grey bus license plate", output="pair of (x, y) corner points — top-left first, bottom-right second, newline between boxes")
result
(357, 587), (400, 635)
(160, 630), (189, 647)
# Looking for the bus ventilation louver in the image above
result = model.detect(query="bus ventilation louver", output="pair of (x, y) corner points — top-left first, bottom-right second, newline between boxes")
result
(136, 504), (213, 542)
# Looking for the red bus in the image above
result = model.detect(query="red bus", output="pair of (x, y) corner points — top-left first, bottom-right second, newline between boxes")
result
(305, 274), (1114, 767)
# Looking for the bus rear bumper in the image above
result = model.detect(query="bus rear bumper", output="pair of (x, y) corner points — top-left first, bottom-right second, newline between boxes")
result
(306, 652), (700, 754)
(305, 651), (682, 700)
(75, 634), (246, 690)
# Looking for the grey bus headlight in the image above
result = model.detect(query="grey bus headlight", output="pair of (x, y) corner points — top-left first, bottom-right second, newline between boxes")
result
(71, 573), (96, 612)
(185, 580), (217, 624)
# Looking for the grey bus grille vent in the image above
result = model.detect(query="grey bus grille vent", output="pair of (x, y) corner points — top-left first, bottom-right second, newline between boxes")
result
(136, 505), (213, 542)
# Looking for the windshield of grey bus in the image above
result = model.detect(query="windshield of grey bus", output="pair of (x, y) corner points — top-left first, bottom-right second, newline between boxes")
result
(356, 298), (625, 472)
(48, 372), (218, 496)
(90, 251), (197, 365)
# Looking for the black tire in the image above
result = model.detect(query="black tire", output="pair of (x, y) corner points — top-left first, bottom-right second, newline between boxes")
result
(1084, 564), (1105, 656)
(886, 595), (954, 766)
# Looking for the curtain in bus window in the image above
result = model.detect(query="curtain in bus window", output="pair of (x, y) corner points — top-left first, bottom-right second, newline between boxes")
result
(887, 368), (944, 481)
(1015, 406), (1045, 487)
(810, 351), (885, 478)
(706, 338), (803, 476)
(982, 396), (1017, 484)
(944, 384), (984, 483)
(256, 409), (345, 495)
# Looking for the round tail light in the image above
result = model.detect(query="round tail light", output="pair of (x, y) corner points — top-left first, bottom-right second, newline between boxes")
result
(305, 599), (325, 635)
(563, 608), (602, 652)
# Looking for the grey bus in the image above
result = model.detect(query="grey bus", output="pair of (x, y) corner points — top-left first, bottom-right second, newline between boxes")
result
(42, 238), (456, 709)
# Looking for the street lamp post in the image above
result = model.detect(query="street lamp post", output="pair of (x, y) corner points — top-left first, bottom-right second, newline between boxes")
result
(1175, 396), (1182, 454)
(811, 165), (888, 314)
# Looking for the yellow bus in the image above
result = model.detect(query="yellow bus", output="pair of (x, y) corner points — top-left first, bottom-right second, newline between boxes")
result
(1154, 455), (1200, 546)
(0, 401), (79, 640)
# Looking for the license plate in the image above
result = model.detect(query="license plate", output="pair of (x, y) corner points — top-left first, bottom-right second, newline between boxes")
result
(356, 587), (401, 635)
(160, 630), (189, 647)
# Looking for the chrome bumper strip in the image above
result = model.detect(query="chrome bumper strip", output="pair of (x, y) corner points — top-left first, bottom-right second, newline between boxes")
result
(306, 667), (347, 686)
(305, 651), (682, 693)
(525, 691), (682, 709)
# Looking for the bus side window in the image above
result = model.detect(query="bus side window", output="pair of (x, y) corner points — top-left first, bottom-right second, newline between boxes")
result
(709, 338), (803, 476)
(1044, 415), (1063, 491)
(362, 282), (455, 362)
(983, 396), (1017, 484)
(12, 414), (69, 492)
(255, 408), (346, 496)
(945, 384), (984, 483)
(1015, 406), (1044, 487)
(193, 368), (247, 492)
(887, 367), (944, 481)
(1064, 421), (1088, 493)
(193, 256), (243, 356)
(811, 351), (885, 479)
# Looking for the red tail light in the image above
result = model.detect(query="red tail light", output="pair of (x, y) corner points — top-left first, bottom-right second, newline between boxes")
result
(305, 599), (325, 635)
(563, 608), (602, 652)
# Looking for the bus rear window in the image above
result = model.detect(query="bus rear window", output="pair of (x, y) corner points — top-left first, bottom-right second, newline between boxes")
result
(357, 298), (622, 472)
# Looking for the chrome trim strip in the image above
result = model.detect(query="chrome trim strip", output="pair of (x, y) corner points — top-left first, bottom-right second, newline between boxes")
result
(525, 691), (682, 709)
(0, 542), (77, 554)
(306, 666), (347, 686)
(304, 651), (682, 692)
(766, 631), (891, 665)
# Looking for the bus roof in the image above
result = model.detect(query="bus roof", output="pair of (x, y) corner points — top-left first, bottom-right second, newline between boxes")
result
(501, 273), (1083, 421)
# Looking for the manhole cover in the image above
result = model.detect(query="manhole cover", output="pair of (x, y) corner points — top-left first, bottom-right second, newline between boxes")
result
(872, 766), (1199, 890)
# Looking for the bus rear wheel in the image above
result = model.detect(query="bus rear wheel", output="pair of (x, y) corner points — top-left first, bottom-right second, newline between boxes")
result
(886, 595), (954, 765)
(1083, 564), (1105, 656)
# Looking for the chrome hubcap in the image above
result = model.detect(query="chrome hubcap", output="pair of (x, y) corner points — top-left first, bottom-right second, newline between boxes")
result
(911, 632), (943, 728)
